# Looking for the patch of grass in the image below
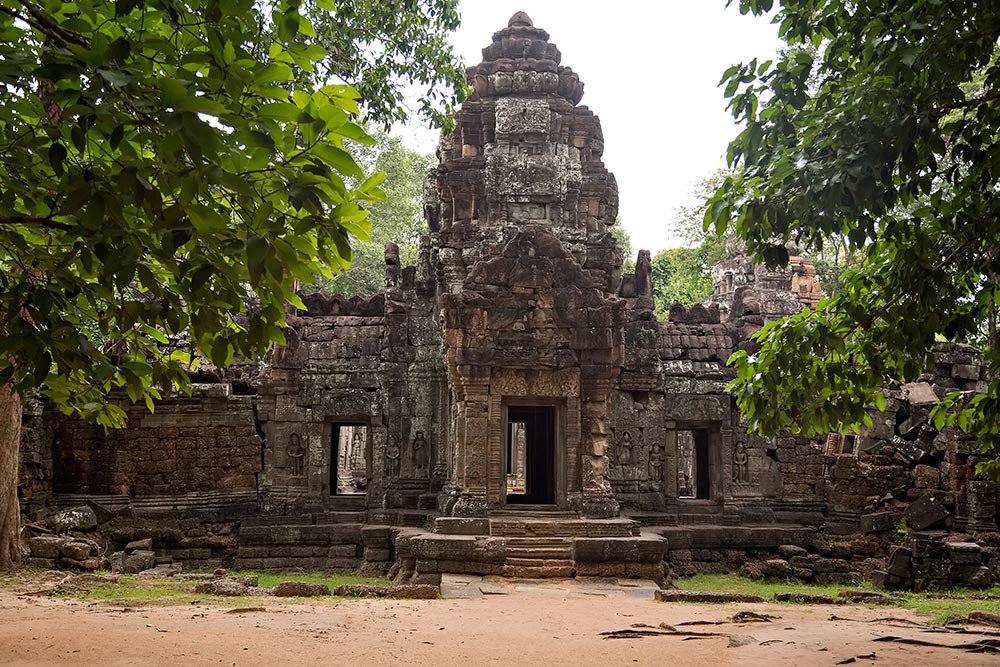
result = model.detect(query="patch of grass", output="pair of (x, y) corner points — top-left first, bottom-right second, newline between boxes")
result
(230, 570), (387, 589)
(4, 568), (392, 606)
(674, 573), (877, 598)
(674, 574), (1000, 623)
(63, 576), (206, 605)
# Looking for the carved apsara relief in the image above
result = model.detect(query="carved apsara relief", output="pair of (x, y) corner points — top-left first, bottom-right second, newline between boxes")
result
(287, 433), (305, 477)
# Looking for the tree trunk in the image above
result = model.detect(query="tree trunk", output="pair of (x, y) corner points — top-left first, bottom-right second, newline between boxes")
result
(0, 382), (22, 569)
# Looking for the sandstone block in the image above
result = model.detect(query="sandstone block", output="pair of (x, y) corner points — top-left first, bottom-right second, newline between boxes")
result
(28, 536), (63, 559)
(947, 542), (982, 565)
(46, 506), (98, 532)
(860, 512), (897, 534)
(124, 538), (154, 554)
(271, 581), (331, 597)
(122, 550), (156, 574)
(905, 494), (950, 531)
(655, 590), (764, 604)
(59, 541), (93, 561)
(778, 544), (808, 560)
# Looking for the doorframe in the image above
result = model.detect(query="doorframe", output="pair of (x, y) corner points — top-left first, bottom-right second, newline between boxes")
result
(672, 422), (724, 505)
(501, 399), (564, 507)
(327, 420), (370, 496)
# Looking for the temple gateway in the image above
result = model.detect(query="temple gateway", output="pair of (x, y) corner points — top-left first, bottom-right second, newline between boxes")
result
(20, 13), (999, 588)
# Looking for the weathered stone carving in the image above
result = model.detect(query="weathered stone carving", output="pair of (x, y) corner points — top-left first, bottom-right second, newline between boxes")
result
(287, 433), (305, 477)
(412, 431), (428, 479)
(732, 441), (750, 484)
(386, 439), (400, 478)
(649, 442), (663, 482)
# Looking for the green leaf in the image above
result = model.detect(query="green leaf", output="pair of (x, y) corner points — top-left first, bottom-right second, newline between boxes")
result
(246, 236), (269, 286)
(48, 142), (67, 177)
(258, 102), (304, 122)
(313, 143), (363, 178)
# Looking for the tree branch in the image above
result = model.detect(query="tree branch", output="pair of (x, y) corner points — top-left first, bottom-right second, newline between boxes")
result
(16, 0), (88, 47)
(0, 215), (72, 231)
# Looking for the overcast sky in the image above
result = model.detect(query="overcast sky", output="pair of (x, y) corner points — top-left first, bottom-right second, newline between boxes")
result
(395, 1), (783, 255)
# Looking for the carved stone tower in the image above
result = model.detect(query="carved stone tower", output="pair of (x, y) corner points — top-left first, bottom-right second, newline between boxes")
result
(424, 12), (625, 517)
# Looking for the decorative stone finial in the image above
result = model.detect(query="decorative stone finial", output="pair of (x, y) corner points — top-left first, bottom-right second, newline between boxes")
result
(508, 11), (533, 27)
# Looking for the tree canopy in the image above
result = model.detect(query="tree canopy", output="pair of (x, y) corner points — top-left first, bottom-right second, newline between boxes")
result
(306, 0), (466, 129)
(316, 132), (433, 297)
(0, 0), (466, 568)
(651, 172), (728, 316)
(710, 1), (1000, 475)
(0, 0), (394, 426)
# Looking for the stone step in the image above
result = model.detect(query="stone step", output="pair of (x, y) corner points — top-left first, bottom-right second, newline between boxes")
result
(490, 518), (639, 538)
(503, 537), (572, 547)
(324, 495), (367, 511)
(506, 547), (573, 560)
(501, 559), (576, 578)
(492, 507), (578, 518)
(314, 511), (367, 524)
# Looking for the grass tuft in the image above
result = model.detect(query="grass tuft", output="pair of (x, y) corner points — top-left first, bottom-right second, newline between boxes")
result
(674, 574), (1000, 623)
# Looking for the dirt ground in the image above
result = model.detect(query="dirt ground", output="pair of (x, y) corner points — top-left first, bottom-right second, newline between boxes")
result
(2, 579), (999, 667)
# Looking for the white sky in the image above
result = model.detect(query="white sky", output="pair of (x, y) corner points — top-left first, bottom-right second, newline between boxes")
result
(395, 1), (782, 255)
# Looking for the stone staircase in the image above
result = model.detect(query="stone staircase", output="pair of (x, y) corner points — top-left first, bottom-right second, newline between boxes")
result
(501, 536), (576, 577)
(397, 510), (665, 582)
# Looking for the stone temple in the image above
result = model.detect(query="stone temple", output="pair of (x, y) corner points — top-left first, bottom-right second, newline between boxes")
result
(19, 14), (1000, 588)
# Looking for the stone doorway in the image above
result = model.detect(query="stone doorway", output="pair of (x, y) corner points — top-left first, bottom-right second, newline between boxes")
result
(504, 406), (556, 505)
(330, 423), (368, 495)
(678, 429), (712, 500)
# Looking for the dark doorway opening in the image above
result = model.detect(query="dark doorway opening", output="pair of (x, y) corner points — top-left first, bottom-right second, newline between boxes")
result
(505, 405), (556, 505)
(331, 423), (367, 495)
(678, 429), (712, 500)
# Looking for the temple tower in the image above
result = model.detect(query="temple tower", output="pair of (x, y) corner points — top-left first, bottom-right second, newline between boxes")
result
(424, 12), (625, 517)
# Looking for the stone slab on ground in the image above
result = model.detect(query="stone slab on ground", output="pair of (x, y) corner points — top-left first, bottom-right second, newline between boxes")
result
(271, 581), (331, 597)
(654, 590), (765, 604)
(440, 574), (658, 600)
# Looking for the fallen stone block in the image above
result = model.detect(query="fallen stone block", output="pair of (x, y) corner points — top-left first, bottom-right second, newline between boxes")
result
(904, 493), (949, 531)
(122, 550), (156, 574)
(139, 563), (183, 578)
(760, 559), (791, 579)
(333, 584), (438, 599)
(195, 579), (249, 596)
(271, 581), (331, 597)
(777, 544), (808, 560)
(893, 437), (926, 464)
(969, 611), (1000, 627)
(59, 540), (93, 561)
(887, 546), (912, 578)
(46, 506), (98, 533)
(124, 538), (153, 554)
(60, 557), (103, 571)
(837, 590), (904, 605)
(902, 382), (938, 406)
(654, 590), (765, 604)
(946, 542), (982, 565)
(773, 592), (843, 604)
(950, 565), (991, 587)
(28, 535), (64, 559)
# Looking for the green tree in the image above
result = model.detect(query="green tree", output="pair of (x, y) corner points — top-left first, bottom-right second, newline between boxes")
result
(306, 0), (466, 129)
(651, 247), (715, 315)
(317, 132), (433, 296)
(0, 0), (462, 568)
(709, 1), (1000, 476)
(650, 172), (729, 316)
